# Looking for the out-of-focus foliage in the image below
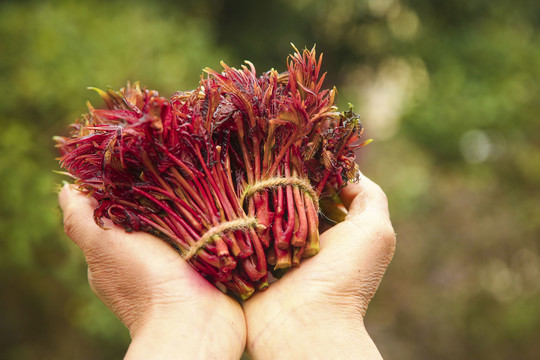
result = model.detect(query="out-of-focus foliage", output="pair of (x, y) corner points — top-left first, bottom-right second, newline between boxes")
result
(1, 0), (539, 359)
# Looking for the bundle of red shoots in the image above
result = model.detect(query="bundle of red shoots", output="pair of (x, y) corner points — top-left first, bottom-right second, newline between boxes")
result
(55, 46), (369, 300)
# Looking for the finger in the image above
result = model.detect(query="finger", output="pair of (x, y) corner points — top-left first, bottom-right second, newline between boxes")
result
(339, 173), (390, 218)
(317, 176), (396, 308)
(328, 174), (396, 261)
(59, 184), (189, 266)
(58, 184), (111, 252)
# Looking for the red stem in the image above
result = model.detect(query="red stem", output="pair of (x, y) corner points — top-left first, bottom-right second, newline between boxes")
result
(167, 168), (211, 224)
(137, 184), (203, 232)
(315, 168), (332, 195)
(273, 167), (287, 250)
(273, 240), (291, 270)
(267, 127), (297, 177)
(248, 228), (268, 279)
(291, 193), (308, 248)
(234, 112), (254, 184)
(303, 191), (319, 258)
(282, 151), (295, 244)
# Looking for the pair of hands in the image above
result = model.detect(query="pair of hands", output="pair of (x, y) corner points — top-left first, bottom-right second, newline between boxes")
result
(58, 174), (396, 359)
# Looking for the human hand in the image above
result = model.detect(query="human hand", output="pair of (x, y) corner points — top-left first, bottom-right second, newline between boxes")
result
(242, 174), (396, 359)
(59, 173), (394, 359)
(58, 185), (246, 360)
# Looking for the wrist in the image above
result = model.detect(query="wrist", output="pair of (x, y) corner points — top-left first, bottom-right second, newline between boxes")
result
(245, 298), (382, 360)
(252, 323), (380, 360)
(126, 303), (245, 360)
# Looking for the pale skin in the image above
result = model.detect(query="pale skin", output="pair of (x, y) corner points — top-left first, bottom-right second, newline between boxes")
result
(58, 173), (396, 359)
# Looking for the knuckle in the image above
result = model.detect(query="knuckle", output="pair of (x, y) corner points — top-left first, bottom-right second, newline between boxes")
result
(87, 268), (98, 293)
(373, 185), (390, 209)
(365, 176), (388, 201)
(62, 204), (98, 252)
(370, 180), (385, 196)
(377, 222), (397, 259)
(62, 208), (79, 240)
(378, 188), (389, 204)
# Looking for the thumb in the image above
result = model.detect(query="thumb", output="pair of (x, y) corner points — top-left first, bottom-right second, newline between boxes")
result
(58, 184), (184, 264)
(338, 174), (396, 259)
(340, 174), (392, 232)
(58, 184), (106, 253)
(321, 175), (396, 260)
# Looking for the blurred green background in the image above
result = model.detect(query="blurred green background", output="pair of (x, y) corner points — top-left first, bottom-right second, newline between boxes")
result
(1, 0), (539, 358)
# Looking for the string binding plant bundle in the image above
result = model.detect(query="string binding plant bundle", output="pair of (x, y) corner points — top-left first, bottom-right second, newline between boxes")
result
(55, 45), (370, 300)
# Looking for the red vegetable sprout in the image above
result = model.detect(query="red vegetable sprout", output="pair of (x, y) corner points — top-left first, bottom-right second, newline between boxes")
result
(55, 46), (369, 299)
